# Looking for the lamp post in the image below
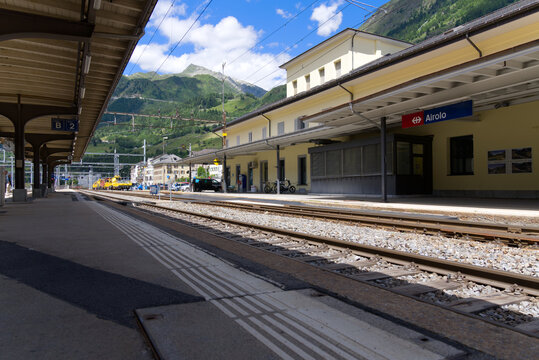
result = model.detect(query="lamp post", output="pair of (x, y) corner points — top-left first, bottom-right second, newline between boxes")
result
(162, 136), (168, 155)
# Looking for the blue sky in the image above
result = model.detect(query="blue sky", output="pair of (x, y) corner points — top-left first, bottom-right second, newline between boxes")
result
(125, 0), (390, 90)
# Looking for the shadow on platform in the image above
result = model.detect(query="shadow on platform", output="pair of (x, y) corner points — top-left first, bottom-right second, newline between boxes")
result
(0, 240), (204, 328)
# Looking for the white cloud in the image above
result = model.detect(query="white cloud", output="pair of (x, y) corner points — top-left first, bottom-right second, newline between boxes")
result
(130, 7), (289, 90)
(148, 0), (187, 28)
(276, 8), (292, 19)
(310, 1), (344, 37)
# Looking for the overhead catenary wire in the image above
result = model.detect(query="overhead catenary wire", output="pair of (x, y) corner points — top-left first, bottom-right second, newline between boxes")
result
(151, 0), (214, 80)
(258, 5), (392, 89)
(244, 1), (353, 85)
(227, 0), (322, 66)
(127, 0), (177, 75)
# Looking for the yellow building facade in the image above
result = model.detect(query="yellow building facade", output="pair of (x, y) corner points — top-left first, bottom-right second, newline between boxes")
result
(180, 2), (539, 198)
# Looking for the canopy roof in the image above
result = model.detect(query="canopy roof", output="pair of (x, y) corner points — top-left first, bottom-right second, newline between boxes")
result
(0, 0), (156, 163)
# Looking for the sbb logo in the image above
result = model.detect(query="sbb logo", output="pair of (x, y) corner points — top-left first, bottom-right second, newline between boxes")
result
(402, 111), (424, 129)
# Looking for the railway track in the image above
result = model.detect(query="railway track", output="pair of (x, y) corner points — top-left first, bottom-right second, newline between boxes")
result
(82, 190), (539, 335)
(99, 189), (539, 247)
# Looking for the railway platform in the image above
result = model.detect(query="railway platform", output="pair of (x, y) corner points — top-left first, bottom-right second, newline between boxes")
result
(146, 189), (539, 219)
(1, 190), (537, 359)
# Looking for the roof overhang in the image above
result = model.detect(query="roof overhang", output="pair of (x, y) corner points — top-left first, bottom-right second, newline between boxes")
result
(302, 40), (539, 129)
(0, 0), (157, 163)
(190, 39), (539, 166)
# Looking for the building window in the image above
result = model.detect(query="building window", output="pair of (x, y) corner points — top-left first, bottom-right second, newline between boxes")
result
(334, 60), (341, 77)
(248, 132), (252, 143)
(295, 117), (305, 131)
(305, 74), (310, 90)
(226, 139), (229, 148)
(277, 121), (285, 135)
(262, 127), (267, 139)
(236, 135), (240, 146)
(450, 135), (474, 175)
(319, 67), (325, 84)
(278, 159), (285, 181)
(292, 80), (297, 95)
(298, 156), (307, 185)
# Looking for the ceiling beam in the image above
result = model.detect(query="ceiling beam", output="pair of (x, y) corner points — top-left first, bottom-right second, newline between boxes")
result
(0, 8), (94, 42)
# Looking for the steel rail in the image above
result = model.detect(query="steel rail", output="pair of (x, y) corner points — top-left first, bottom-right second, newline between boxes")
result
(83, 190), (539, 297)
(96, 189), (539, 245)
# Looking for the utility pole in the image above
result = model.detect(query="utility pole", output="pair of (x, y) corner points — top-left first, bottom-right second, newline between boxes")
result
(221, 62), (227, 148)
(114, 148), (119, 176)
(89, 165), (93, 190)
(222, 62), (228, 193)
(131, 114), (135, 132)
(162, 136), (168, 155)
(143, 139), (147, 164)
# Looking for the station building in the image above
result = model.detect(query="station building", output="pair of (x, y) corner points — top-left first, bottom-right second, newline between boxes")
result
(178, 2), (539, 199)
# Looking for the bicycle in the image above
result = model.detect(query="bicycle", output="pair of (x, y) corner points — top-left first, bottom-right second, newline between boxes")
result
(263, 181), (276, 193)
(263, 179), (296, 194)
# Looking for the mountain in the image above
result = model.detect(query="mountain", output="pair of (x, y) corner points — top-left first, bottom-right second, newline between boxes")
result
(87, 64), (286, 160)
(360, 0), (518, 43)
(126, 64), (267, 98)
(180, 64), (267, 98)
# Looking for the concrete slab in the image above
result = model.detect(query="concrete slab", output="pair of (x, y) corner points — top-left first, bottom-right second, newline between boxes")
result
(137, 289), (466, 360)
(136, 301), (280, 360)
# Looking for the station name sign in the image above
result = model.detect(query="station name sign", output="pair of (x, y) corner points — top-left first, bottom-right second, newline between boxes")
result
(51, 118), (79, 132)
(402, 100), (472, 129)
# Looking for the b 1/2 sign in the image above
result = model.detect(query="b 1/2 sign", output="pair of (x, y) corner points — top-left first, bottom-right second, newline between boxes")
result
(402, 100), (472, 129)
(51, 118), (79, 132)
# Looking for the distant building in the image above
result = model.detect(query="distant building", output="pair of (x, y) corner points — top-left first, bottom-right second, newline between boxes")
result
(207, 164), (222, 179)
(130, 161), (145, 185)
(148, 154), (186, 185)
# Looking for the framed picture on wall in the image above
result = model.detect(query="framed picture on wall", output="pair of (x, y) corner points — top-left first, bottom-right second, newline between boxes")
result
(488, 163), (506, 174)
(488, 150), (506, 161)
(512, 162), (532, 173)
(487, 147), (533, 174)
(487, 149), (507, 174)
(511, 147), (532, 173)
(512, 147), (532, 160)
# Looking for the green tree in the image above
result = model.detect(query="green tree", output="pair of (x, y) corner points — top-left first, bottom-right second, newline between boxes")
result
(196, 166), (208, 178)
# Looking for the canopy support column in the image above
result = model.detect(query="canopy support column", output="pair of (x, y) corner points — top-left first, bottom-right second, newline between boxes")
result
(381, 116), (387, 203)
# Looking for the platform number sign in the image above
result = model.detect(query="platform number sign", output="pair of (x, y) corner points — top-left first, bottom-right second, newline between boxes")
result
(51, 118), (79, 132)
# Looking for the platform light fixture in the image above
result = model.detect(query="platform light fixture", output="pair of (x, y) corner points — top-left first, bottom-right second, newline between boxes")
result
(93, 0), (102, 10)
(78, 106), (83, 115)
(80, 86), (86, 99)
(83, 54), (92, 74)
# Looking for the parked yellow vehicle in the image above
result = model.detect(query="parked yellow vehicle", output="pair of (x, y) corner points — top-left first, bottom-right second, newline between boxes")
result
(92, 179), (102, 190)
(110, 176), (133, 190)
(103, 177), (113, 190)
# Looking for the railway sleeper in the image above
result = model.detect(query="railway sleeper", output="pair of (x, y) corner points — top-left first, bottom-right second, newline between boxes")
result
(319, 260), (377, 270)
(447, 294), (529, 314)
(391, 280), (462, 297)
(350, 268), (420, 282)
(515, 318), (539, 335)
